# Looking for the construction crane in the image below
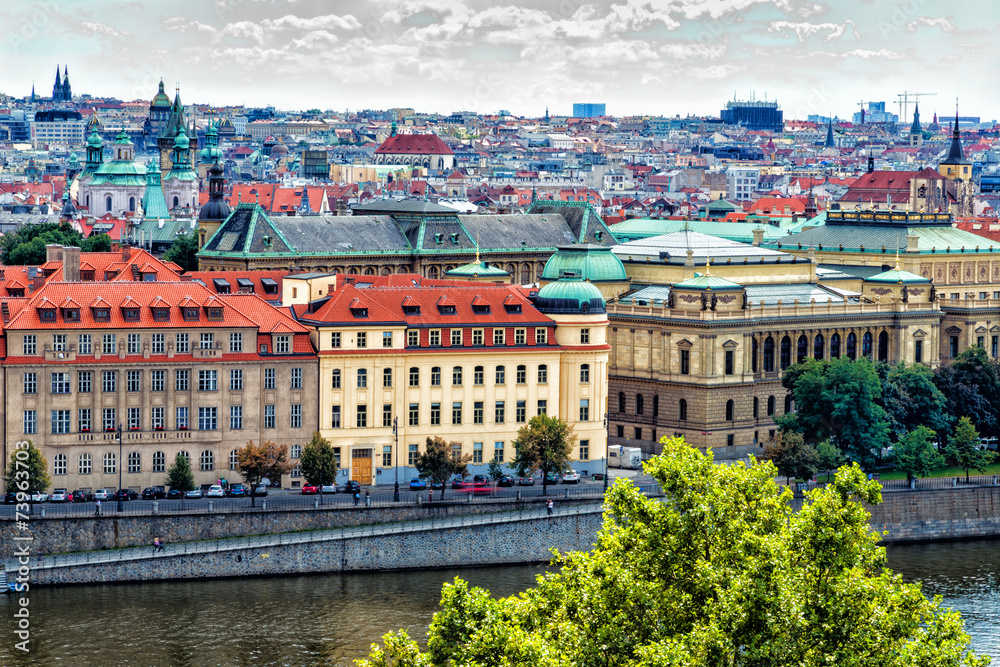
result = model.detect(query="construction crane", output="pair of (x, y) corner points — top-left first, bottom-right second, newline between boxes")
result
(897, 91), (937, 124)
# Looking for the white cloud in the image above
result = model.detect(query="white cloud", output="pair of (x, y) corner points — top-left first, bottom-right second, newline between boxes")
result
(808, 48), (902, 59)
(80, 21), (130, 38)
(261, 14), (362, 31)
(769, 20), (859, 42)
(905, 17), (955, 33)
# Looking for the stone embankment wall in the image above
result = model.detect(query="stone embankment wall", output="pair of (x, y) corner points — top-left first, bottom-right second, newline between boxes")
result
(867, 486), (1000, 542)
(27, 511), (603, 586)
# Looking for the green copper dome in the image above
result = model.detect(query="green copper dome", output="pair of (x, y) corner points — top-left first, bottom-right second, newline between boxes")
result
(673, 272), (743, 291)
(866, 266), (929, 284)
(542, 244), (627, 283)
(534, 278), (606, 314)
(87, 129), (103, 148)
(446, 259), (509, 278)
(173, 127), (190, 150)
(151, 80), (171, 108)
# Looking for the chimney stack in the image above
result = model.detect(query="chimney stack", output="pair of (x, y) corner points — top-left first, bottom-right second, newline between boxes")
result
(752, 228), (764, 246)
(45, 243), (63, 263)
(122, 244), (132, 261)
(906, 233), (920, 254)
(63, 246), (81, 282)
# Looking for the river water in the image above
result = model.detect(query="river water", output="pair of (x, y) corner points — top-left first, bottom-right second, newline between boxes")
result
(1, 540), (996, 666)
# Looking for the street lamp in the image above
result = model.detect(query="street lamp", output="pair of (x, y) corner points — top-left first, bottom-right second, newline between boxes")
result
(603, 413), (610, 492)
(116, 422), (124, 512)
(393, 417), (400, 502)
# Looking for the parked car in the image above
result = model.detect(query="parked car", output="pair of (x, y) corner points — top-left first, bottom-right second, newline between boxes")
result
(561, 470), (581, 484)
(450, 475), (467, 489)
(206, 485), (226, 498)
(112, 489), (136, 501)
(4, 492), (17, 504)
(544, 471), (560, 484)
(497, 475), (515, 487)
(185, 488), (203, 499)
(227, 484), (247, 497)
(342, 480), (361, 495)
(71, 489), (93, 503)
(471, 474), (488, 486)
(321, 483), (337, 494)
(166, 488), (183, 500)
(93, 488), (112, 501)
(30, 492), (49, 503)
(301, 484), (318, 495)
(142, 487), (166, 500)
(252, 484), (268, 497)
(517, 476), (536, 486)
(50, 488), (69, 503)
(430, 479), (445, 490)
(409, 478), (427, 490)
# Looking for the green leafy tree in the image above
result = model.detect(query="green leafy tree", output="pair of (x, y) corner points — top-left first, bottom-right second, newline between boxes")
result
(892, 425), (946, 483)
(0, 222), (84, 264)
(4, 441), (50, 513)
(81, 233), (112, 252)
(815, 439), (847, 482)
(486, 460), (505, 486)
(415, 436), (469, 499)
(164, 231), (200, 271)
(877, 361), (951, 438)
(360, 437), (989, 667)
(300, 431), (338, 501)
(945, 416), (997, 483)
(164, 452), (195, 493)
(760, 430), (820, 485)
(236, 440), (293, 506)
(511, 414), (576, 496)
(934, 346), (1000, 437)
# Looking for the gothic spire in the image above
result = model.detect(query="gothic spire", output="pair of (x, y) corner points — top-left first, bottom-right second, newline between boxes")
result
(943, 102), (967, 165)
(55, 65), (61, 87)
(910, 103), (921, 135)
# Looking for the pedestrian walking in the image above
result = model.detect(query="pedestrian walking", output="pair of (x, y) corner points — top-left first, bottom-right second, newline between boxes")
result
(353, 490), (360, 506)
(428, 490), (433, 503)
(152, 536), (165, 553)
(547, 499), (554, 515)
(94, 499), (101, 516)
(364, 489), (371, 507)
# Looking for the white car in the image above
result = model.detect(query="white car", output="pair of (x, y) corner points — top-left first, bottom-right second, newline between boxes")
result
(93, 488), (111, 501)
(321, 483), (337, 494)
(206, 485), (225, 498)
(50, 488), (69, 502)
(185, 488), (203, 499)
(561, 470), (581, 484)
(30, 492), (49, 502)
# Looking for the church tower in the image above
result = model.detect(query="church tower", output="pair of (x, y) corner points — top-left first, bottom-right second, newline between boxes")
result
(51, 65), (71, 103)
(937, 106), (974, 217)
(824, 116), (835, 148)
(908, 104), (922, 146)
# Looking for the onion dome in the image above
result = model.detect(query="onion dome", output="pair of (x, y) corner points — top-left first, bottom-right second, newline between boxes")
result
(87, 128), (103, 148)
(173, 127), (190, 150)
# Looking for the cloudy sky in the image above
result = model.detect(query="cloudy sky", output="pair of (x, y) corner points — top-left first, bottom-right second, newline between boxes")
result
(2, 0), (996, 120)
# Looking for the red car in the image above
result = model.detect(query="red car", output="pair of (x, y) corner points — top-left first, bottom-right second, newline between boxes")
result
(301, 484), (318, 494)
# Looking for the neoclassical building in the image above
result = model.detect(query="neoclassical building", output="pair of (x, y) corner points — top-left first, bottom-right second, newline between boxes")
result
(76, 130), (147, 216)
(373, 123), (455, 172)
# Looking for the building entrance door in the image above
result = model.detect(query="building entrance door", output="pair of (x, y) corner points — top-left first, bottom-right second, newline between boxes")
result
(351, 448), (373, 485)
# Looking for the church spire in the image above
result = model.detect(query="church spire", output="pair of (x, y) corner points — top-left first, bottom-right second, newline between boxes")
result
(910, 103), (921, 135)
(824, 115), (835, 148)
(943, 101), (967, 165)
(55, 65), (61, 87)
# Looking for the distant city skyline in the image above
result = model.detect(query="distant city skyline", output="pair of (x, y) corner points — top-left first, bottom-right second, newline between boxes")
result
(2, 0), (997, 121)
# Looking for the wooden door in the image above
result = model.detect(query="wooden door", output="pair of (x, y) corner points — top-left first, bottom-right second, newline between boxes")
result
(351, 448), (372, 485)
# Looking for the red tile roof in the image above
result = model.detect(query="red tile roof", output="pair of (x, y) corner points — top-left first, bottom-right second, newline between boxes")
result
(375, 133), (454, 156)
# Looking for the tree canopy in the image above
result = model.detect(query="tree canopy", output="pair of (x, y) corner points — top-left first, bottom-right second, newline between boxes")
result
(760, 430), (819, 484)
(164, 452), (195, 493)
(933, 347), (1000, 437)
(892, 425), (946, 483)
(4, 441), (50, 510)
(945, 417), (997, 483)
(236, 440), (293, 506)
(877, 361), (951, 438)
(360, 438), (988, 667)
(0, 222), (113, 265)
(300, 431), (338, 497)
(415, 436), (469, 499)
(511, 414), (576, 496)
(164, 230), (200, 271)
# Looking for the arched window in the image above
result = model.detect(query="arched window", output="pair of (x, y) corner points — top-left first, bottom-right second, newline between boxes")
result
(846, 332), (857, 360)
(767, 396), (775, 416)
(753, 397), (759, 419)
(830, 333), (841, 359)
(200, 450), (215, 471)
(103, 452), (116, 474)
(172, 196), (179, 208)
(678, 399), (687, 421)
(79, 453), (92, 474)
(618, 392), (626, 413)
(331, 368), (341, 389)
(797, 335), (808, 364)
(230, 449), (239, 470)
(763, 336), (775, 372)
(862, 331), (873, 359)
(636, 394), (644, 415)
(53, 454), (67, 475)
(751, 337), (759, 372)
(878, 331), (889, 362)
(178, 451), (190, 463)
(105, 195), (112, 212)
(127, 451), (141, 473)
(580, 364), (590, 383)
(784, 394), (793, 414)
(725, 399), (734, 421)
(452, 366), (463, 385)
(431, 366), (442, 385)
(495, 365), (504, 384)
(814, 334), (824, 360)
(128, 196), (135, 212)
(152, 451), (165, 473)
(516, 365), (526, 384)
(537, 365), (547, 383)
(780, 336), (792, 370)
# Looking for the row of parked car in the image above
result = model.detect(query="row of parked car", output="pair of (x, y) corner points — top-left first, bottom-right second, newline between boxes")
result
(3, 483), (271, 504)
(407, 470), (581, 491)
(300, 480), (362, 495)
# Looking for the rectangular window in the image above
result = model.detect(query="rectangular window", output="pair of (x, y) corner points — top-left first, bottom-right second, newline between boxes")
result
(580, 440), (590, 460)
(383, 404), (392, 428)
(264, 405), (276, 429)
(176, 407), (189, 429)
(409, 367), (419, 386)
(230, 406), (243, 430)
(978, 336), (985, 349)
(151, 407), (165, 430)
(493, 442), (504, 463)
(537, 399), (547, 415)
(330, 405), (341, 429)
(51, 410), (71, 434)
(993, 336), (998, 358)
(356, 332), (366, 349)
(127, 370), (141, 392)
(127, 333), (141, 354)
(225, 332), (242, 353)
(332, 369), (342, 389)
(275, 335), (291, 353)
(449, 329), (461, 346)
(51, 372), (70, 394)
(78, 409), (92, 432)
(430, 403), (441, 426)
(472, 329), (484, 345)
(382, 331), (393, 348)
(53, 334), (67, 351)
(680, 349), (690, 375)
(103, 408), (116, 432)
(725, 350), (734, 375)
(23, 335), (36, 355)
(452, 402), (462, 425)
(493, 328), (506, 345)
(103, 334), (116, 354)
(579, 398), (590, 421)
(383, 445), (392, 467)
(429, 330), (441, 346)
(291, 367), (303, 389)
(198, 370), (218, 391)
(580, 328), (590, 344)
(495, 401), (505, 423)
(357, 368), (367, 388)
(538, 365), (548, 383)
(474, 401), (484, 424)
(176, 333), (189, 353)
(23, 410), (37, 434)
(230, 369), (243, 391)
(535, 328), (548, 344)
(198, 407), (218, 430)
(950, 336), (959, 358)
(175, 369), (190, 391)
(473, 442), (483, 463)
(127, 407), (141, 430)
(331, 332), (342, 348)
(915, 339), (923, 364)
(78, 334), (92, 354)
(409, 403), (419, 426)
(151, 333), (165, 354)
(264, 368), (276, 389)
(102, 370), (117, 393)
(291, 404), (303, 428)
(515, 328), (526, 345)
(200, 332), (215, 349)
(355, 404), (366, 428)
(408, 444), (419, 466)
(383, 368), (392, 388)
(407, 330), (419, 346)
(516, 400), (526, 423)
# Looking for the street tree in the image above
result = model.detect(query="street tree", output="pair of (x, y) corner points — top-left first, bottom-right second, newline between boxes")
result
(236, 440), (293, 506)
(486, 459), (505, 486)
(415, 437), (469, 499)
(164, 452), (195, 494)
(511, 414), (576, 496)
(164, 231), (200, 271)
(945, 416), (997, 483)
(300, 432), (338, 502)
(892, 425), (946, 483)
(360, 437), (988, 667)
(815, 440), (847, 482)
(3, 441), (50, 513)
(760, 430), (820, 485)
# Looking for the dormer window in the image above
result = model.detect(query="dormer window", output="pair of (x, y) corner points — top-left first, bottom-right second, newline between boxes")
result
(63, 309), (80, 322)
(450, 233), (460, 244)
(438, 305), (456, 315)
(473, 304), (490, 314)
(122, 308), (140, 322)
(153, 308), (170, 322)
(402, 305), (420, 315)
(434, 233), (443, 245)
(351, 307), (368, 318)
(183, 308), (199, 321)
(39, 308), (56, 321)
(142, 273), (156, 282)
(94, 308), (110, 322)
(207, 308), (223, 321)
(81, 271), (95, 281)
(504, 303), (522, 314)
(260, 278), (278, 294)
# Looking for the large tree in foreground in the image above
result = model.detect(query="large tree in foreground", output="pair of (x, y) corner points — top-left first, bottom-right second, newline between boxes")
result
(511, 414), (576, 496)
(360, 437), (989, 667)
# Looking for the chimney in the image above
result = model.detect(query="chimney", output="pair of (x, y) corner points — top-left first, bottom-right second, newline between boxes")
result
(906, 233), (920, 254)
(752, 228), (764, 246)
(685, 249), (694, 266)
(122, 244), (132, 261)
(45, 243), (63, 263)
(63, 246), (81, 282)
(30, 274), (45, 293)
